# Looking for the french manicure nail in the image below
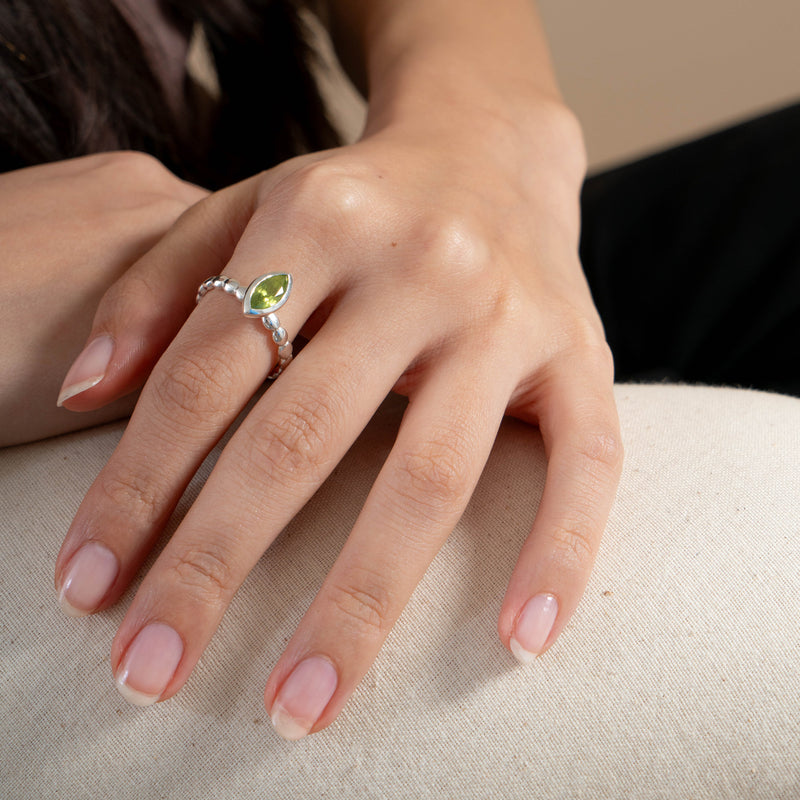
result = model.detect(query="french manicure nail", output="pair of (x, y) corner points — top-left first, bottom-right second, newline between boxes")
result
(58, 542), (119, 617)
(115, 623), (184, 706)
(270, 656), (338, 741)
(57, 335), (114, 406)
(510, 593), (559, 664)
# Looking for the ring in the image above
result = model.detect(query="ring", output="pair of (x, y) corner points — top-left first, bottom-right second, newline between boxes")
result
(196, 273), (293, 379)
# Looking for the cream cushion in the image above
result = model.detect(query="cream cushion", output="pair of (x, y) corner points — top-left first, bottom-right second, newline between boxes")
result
(1, 383), (798, 798)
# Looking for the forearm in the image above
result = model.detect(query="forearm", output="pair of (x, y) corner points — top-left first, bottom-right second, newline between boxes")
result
(323, 0), (566, 120)
(321, 0), (585, 181)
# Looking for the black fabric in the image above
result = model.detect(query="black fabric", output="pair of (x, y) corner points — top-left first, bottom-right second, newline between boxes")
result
(580, 101), (800, 396)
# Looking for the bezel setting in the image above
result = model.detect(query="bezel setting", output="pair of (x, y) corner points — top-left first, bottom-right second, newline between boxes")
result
(242, 272), (292, 317)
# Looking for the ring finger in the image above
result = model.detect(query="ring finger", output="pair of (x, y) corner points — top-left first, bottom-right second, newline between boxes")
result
(107, 294), (429, 704)
(262, 348), (516, 738)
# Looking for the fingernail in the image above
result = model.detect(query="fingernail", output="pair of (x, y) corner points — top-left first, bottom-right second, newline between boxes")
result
(270, 656), (338, 741)
(510, 593), (559, 664)
(57, 336), (113, 406)
(58, 542), (119, 617)
(115, 623), (184, 706)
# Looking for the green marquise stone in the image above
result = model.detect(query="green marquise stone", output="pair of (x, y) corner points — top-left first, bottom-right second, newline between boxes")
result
(250, 274), (289, 310)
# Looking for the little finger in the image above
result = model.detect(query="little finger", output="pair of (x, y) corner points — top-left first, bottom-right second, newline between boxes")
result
(499, 347), (623, 661)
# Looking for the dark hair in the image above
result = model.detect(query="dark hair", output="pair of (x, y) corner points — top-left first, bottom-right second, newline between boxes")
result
(0, 0), (338, 188)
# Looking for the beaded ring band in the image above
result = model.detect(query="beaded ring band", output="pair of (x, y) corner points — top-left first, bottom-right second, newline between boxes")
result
(196, 273), (293, 379)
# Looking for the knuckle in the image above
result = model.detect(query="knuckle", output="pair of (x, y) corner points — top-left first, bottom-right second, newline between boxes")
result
(167, 542), (234, 606)
(97, 468), (164, 526)
(326, 573), (392, 638)
(596, 340), (617, 381)
(410, 214), (525, 332)
(388, 432), (473, 521)
(580, 337), (617, 384)
(572, 427), (624, 476)
(151, 349), (236, 421)
(481, 273), (526, 331)
(278, 160), (371, 237)
(552, 309), (617, 382)
(421, 213), (489, 281)
(548, 515), (598, 573)
(92, 151), (189, 212)
(532, 101), (588, 182)
(561, 310), (607, 354)
(101, 150), (168, 181)
(295, 160), (363, 203)
(241, 384), (341, 483)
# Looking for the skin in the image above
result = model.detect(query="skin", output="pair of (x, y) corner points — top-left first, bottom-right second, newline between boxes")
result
(0, 153), (207, 446)
(46, 0), (623, 736)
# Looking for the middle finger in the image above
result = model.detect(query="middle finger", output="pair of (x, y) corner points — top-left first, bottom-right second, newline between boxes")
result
(108, 294), (426, 705)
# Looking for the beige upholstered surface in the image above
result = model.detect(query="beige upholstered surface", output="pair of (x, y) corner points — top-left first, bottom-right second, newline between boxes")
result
(3, 4), (800, 795)
(2, 384), (799, 798)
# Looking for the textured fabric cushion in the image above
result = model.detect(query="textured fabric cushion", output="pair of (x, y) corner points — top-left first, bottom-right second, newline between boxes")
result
(1, 384), (798, 799)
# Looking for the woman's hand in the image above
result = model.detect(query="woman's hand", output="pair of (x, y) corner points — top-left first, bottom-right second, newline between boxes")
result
(0, 152), (207, 446)
(54, 90), (622, 737)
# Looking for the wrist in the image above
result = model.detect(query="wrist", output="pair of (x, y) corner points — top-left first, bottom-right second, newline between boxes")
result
(362, 53), (587, 190)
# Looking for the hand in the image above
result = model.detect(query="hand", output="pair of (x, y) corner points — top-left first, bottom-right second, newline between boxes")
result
(0, 152), (207, 446)
(55, 100), (622, 738)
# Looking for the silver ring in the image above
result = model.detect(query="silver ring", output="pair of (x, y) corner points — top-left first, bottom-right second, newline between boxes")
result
(196, 273), (293, 379)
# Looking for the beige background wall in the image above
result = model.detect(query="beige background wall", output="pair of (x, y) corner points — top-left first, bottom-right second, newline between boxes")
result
(322, 0), (800, 170)
(538, 0), (800, 168)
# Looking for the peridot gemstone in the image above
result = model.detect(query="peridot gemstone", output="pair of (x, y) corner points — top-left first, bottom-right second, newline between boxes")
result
(250, 274), (289, 310)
